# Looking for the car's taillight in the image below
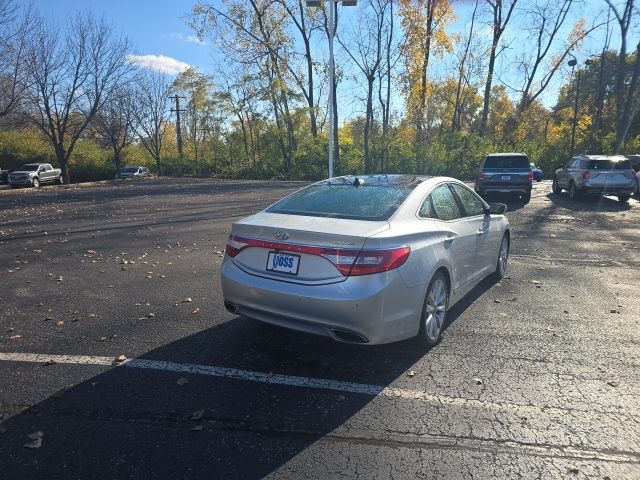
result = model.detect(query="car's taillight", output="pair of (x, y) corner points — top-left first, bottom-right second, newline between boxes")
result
(528, 170), (534, 182)
(225, 235), (410, 276)
(581, 171), (591, 179)
(320, 246), (411, 276)
(225, 235), (249, 257)
(477, 171), (487, 181)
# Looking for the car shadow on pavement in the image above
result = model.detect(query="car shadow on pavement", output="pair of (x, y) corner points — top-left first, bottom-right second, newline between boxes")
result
(545, 192), (632, 212)
(0, 278), (499, 479)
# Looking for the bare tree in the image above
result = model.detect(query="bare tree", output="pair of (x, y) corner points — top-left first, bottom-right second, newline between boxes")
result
(452, 0), (479, 132)
(278, 0), (322, 139)
(339, 0), (390, 173)
(604, 0), (640, 152)
(93, 87), (135, 176)
(513, 0), (597, 119)
(0, 1), (37, 120)
(479, 0), (518, 136)
(25, 13), (132, 183)
(130, 71), (172, 174)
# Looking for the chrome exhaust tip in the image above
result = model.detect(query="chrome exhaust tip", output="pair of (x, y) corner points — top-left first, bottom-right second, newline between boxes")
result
(330, 328), (369, 344)
(224, 301), (238, 314)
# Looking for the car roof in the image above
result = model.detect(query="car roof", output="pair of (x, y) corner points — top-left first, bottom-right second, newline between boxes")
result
(484, 152), (527, 157)
(576, 154), (628, 161)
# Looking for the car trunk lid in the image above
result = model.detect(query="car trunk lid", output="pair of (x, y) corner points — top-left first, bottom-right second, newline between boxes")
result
(229, 212), (390, 285)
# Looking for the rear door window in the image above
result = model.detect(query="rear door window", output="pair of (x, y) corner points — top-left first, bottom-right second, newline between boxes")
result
(483, 156), (529, 169)
(450, 184), (485, 217)
(587, 159), (631, 170)
(429, 184), (463, 221)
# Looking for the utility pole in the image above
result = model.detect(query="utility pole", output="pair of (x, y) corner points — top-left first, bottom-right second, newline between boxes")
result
(170, 95), (187, 158)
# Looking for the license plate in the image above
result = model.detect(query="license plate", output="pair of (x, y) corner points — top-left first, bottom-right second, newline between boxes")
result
(607, 174), (615, 180)
(266, 251), (300, 275)
(501, 175), (511, 181)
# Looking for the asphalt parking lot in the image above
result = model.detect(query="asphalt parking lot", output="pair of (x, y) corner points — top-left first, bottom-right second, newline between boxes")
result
(1, 178), (639, 479)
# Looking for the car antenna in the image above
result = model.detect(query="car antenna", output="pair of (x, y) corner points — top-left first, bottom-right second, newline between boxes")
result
(353, 177), (364, 187)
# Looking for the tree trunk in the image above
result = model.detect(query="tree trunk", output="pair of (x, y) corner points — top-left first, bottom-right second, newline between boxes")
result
(364, 76), (374, 174)
(616, 40), (640, 152)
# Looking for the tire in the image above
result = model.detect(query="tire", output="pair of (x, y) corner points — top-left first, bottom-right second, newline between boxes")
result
(634, 179), (639, 196)
(618, 194), (630, 203)
(568, 181), (579, 200)
(31, 177), (40, 188)
(418, 271), (449, 347)
(493, 233), (510, 280)
(552, 177), (562, 194)
(56, 175), (63, 185)
(522, 191), (531, 204)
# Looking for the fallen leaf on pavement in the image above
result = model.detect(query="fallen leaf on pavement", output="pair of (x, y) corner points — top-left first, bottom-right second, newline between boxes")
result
(607, 379), (620, 387)
(115, 354), (127, 362)
(177, 377), (189, 386)
(43, 359), (57, 366)
(55, 320), (64, 326)
(406, 370), (416, 377)
(192, 409), (205, 420)
(24, 431), (43, 449)
(472, 377), (484, 385)
(191, 308), (200, 315)
(191, 425), (203, 431)
(182, 298), (192, 303)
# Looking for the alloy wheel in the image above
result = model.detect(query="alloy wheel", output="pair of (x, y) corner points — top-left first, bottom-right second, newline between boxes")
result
(497, 235), (509, 277)
(424, 276), (447, 343)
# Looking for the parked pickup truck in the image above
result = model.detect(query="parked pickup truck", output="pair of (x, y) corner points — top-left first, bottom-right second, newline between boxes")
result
(8, 163), (63, 188)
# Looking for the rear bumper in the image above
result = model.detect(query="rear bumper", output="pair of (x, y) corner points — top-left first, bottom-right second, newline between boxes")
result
(220, 258), (423, 345)
(476, 183), (532, 194)
(580, 185), (634, 196)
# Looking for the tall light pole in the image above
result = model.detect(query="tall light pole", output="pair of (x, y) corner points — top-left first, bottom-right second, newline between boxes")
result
(567, 55), (592, 159)
(307, 0), (357, 178)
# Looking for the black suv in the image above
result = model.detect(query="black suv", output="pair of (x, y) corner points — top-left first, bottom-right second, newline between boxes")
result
(475, 153), (533, 204)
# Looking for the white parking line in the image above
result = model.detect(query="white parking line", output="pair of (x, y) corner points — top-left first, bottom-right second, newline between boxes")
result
(0, 352), (636, 421)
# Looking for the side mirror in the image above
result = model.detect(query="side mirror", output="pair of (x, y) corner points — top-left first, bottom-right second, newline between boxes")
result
(488, 203), (507, 215)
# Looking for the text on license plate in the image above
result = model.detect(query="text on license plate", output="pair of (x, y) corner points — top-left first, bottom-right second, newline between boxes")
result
(266, 251), (300, 275)
(607, 174), (615, 180)
(501, 175), (511, 181)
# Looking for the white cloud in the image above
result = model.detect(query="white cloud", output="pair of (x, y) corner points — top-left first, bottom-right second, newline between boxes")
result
(170, 32), (206, 45)
(127, 54), (192, 74)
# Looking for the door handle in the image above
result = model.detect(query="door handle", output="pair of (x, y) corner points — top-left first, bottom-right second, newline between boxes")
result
(443, 234), (456, 246)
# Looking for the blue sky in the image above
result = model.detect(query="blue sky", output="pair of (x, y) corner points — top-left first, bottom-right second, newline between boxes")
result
(31, 0), (635, 118)
(34, 0), (212, 74)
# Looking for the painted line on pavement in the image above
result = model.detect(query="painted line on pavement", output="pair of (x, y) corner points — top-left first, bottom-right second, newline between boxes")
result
(1, 352), (637, 421)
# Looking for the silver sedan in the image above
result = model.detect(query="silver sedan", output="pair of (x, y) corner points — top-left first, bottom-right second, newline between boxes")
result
(220, 175), (510, 346)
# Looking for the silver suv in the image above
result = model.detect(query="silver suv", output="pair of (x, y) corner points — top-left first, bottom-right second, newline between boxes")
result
(552, 155), (635, 203)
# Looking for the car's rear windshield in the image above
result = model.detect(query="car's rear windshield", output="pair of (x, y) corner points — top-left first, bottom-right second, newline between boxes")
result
(585, 159), (631, 170)
(483, 156), (529, 169)
(122, 167), (138, 173)
(19, 164), (39, 171)
(267, 181), (416, 221)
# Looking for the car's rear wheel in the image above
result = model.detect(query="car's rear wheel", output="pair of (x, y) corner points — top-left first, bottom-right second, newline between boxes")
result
(493, 233), (510, 280)
(522, 191), (531, 204)
(418, 271), (448, 347)
(568, 181), (579, 200)
(56, 175), (63, 185)
(618, 194), (630, 203)
(32, 177), (40, 188)
(552, 177), (562, 194)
